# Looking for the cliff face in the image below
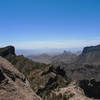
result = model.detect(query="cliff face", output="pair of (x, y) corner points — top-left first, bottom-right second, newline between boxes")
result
(0, 56), (42, 100)
(82, 45), (100, 53)
(79, 45), (100, 64)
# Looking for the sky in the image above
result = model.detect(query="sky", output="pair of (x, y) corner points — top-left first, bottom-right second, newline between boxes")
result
(0, 0), (100, 49)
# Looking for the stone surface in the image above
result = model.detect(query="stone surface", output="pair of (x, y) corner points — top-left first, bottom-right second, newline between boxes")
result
(0, 56), (42, 100)
(54, 82), (95, 100)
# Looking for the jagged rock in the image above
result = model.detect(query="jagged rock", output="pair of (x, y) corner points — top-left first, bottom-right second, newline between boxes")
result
(42, 66), (66, 77)
(0, 56), (42, 100)
(53, 82), (94, 100)
(35, 65), (70, 98)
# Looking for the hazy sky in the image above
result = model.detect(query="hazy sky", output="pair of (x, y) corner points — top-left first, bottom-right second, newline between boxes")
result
(0, 0), (100, 49)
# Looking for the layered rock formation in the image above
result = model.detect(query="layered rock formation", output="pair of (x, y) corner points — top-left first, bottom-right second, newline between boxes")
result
(78, 45), (100, 64)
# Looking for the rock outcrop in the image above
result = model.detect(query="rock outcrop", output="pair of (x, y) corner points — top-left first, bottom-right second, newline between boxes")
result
(0, 56), (42, 100)
(0, 46), (15, 57)
(79, 45), (100, 64)
(53, 82), (94, 100)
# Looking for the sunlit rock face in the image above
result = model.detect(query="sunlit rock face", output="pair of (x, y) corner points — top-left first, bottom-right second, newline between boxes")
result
(0, 56), (42, 100)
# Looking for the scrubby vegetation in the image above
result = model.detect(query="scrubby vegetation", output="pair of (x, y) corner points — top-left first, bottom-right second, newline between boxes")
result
(9, 56), (71, 99)
(2, 45), (100, 100)
(0, 46), (70, 100)
(42, 93), (69, 100)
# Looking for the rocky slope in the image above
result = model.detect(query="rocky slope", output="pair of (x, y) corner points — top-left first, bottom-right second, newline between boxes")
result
(47, 45), (100, 99)
(53, 82), (94, 100)
(0, 46), (71, 99)
(0, 56), (42, 100)
(0, 45), (100, 100)
(51, 45), (100, 81)
(28, 54), (52, 64)
(78, 45), (100, 64)
(51, 51), (77, 65)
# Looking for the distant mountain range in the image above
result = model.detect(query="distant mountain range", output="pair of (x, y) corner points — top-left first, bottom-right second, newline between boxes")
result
(27, 51), (78, 64)
(0, 45), (100, 99)
(58, 45), (100, 81)
(16, 48), (81, 56)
